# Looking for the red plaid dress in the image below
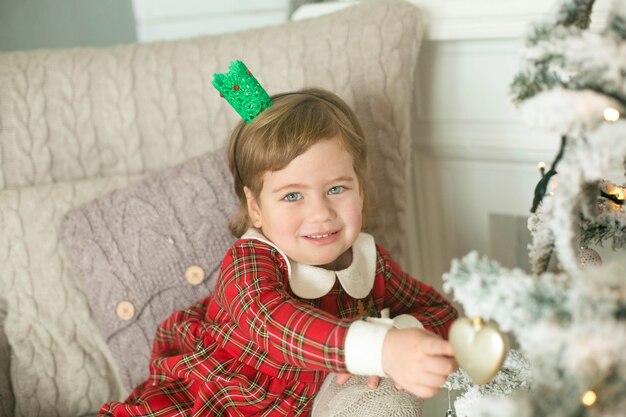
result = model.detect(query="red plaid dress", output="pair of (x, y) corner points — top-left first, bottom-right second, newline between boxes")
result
(99, 237), (457, 417)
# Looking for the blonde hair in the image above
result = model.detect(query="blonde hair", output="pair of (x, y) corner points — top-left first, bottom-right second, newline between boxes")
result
(227, 88), (369, 237)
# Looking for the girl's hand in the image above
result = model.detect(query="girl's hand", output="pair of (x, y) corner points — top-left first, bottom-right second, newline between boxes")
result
(335, 373), (381, 389)
(382, 327), (457, 398)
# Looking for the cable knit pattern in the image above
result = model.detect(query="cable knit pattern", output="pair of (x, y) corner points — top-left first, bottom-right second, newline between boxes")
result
(0, 176), (134, 417)
(61, 150), (238, 391)
(0, 0), (421, 259)
(0, 1), (423, 415)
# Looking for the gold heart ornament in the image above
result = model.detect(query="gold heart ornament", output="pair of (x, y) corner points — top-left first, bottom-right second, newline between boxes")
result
(449, 317), (510, 385)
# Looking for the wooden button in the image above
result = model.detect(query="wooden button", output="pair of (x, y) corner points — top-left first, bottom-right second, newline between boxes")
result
(116, 300), (135, 321)
(185, 265), (205, 285)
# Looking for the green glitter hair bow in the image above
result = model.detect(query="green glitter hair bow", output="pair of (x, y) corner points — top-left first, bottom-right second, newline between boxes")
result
(212, 60), (273, 123)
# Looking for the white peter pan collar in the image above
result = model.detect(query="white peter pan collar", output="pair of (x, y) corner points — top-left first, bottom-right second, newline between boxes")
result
(241, 229), (377, 299)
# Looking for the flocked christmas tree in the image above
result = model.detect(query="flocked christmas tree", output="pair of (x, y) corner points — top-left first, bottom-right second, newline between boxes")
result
(442, 0), (626, 416)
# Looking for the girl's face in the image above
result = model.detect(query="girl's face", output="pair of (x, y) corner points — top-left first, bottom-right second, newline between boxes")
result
(245, 136), (364, 270)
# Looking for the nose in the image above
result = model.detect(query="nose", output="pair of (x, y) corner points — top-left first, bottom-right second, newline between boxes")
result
(307, 195), (336, 223)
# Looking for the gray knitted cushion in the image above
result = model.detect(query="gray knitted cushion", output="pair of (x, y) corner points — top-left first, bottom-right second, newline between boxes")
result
(61, 149), (238, 391)
(312, 374), (423, 417)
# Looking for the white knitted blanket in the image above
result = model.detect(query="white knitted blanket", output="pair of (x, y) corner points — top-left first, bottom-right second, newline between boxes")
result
(312, 374), (423, 417)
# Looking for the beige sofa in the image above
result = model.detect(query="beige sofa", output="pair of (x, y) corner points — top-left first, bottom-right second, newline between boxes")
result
(0, 1), (424, 415)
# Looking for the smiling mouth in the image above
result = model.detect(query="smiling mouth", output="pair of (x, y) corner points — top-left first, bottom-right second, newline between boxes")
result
(306, 231), (338, 239)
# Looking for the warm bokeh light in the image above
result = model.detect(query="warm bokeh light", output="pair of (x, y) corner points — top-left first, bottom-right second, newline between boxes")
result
(550, 179), (558, 191)
(581, 390), (597, 407)
(603, 107), (620, 122)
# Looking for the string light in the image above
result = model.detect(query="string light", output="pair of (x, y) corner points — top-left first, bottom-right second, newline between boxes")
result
(537, 162), (546, 176)
(600, 186), (625, 207)
(581, 390), (597, 407)
(548, 178), (558, 196)
(603, 107), (620, 122)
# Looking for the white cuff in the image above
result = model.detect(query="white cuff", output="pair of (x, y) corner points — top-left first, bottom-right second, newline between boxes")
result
(392, 314), (424, 330)
(344, 313), (424, 377)
(345, 319), (392, 377)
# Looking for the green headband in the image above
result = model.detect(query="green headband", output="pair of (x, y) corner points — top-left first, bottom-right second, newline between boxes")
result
(212, 60), (273, 123)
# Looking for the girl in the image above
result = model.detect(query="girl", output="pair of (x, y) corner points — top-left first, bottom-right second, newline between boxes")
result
(100, 63), (457, 417)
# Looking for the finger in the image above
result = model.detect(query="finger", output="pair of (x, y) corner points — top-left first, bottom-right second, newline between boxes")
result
(394, 383), (404, 391)
(367, 376), (380, 389)
(335, 373), (351, 384)
(419, 355), (458, 376)
(421, 338), (455, 357)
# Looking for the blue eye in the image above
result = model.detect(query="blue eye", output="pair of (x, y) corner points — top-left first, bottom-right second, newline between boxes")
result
(283, 192), (302, 202)
(328, 186), (344, 195)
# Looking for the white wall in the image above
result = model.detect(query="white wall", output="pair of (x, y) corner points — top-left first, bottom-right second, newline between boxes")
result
(132, 0), (289, 42)
(405, 0), (612, 285)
